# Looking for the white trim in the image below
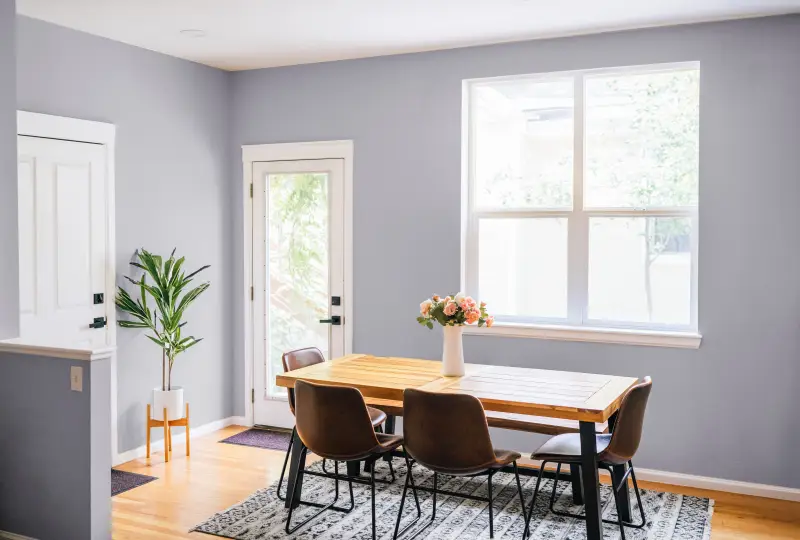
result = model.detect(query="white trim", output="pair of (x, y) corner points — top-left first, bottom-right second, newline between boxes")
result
(461, 63), (701, 336)
(16, 111), (118, 460)
(0, 339), (116, 361)
(463, 322), (702, 349)
(635, 467), (800, 503)
(0, 531), (36, 540)
(113, 415), (249, 466)
(242, 141), (355, 427)
(523, 458), (800, 503)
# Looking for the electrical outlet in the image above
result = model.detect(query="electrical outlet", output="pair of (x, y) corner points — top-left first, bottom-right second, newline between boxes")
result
(70, 366), (83, 392)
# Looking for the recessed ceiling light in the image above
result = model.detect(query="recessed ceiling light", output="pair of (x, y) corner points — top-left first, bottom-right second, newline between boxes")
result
(180, 29), (206, 38)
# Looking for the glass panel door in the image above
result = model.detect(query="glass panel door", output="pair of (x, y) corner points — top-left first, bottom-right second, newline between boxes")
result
(252, 159), (345, 427)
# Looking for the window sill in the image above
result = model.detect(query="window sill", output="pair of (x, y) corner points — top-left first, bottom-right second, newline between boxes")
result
(462, 322), (701, 349)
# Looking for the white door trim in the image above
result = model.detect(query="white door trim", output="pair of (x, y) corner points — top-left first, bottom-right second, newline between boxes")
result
(242, 141), (354, 427)
(17, 111), (119, 462)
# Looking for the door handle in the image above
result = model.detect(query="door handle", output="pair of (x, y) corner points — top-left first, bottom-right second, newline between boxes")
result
(90, 317), (107, 329)
(319, 315), (341, 326)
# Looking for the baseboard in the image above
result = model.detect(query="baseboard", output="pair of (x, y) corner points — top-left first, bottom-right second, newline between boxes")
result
(634, 467), (800, 502)
(0, 531), (36, 540)
(113, 416), (244, 466)
(523, 457), (800, 502)
(229, 415), (250, 427)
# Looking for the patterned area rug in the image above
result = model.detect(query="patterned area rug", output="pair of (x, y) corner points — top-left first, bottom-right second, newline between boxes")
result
(220, 428), (293, 451)
(111, 469), (157, 496)
(193, 460), (713, 539)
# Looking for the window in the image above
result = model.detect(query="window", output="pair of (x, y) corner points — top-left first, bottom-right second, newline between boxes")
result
(463, 63), (700, 346)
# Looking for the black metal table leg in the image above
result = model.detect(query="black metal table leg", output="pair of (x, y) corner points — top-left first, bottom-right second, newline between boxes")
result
(579, 421), (603, 540)
(569, 464), (584, 505)
(607, 411), (632, 523)
(346, 460), (362, 477)
(285, 435), (307, 509)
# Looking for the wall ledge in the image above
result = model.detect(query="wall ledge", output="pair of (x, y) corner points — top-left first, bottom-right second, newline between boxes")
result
(0, 338), (115, 362)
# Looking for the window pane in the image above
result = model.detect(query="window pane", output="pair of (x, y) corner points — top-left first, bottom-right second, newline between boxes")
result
(473, 79), (573, 208)
(479, 218), (567, 319)
(588, 217), (692, 325)
(585, 68), (699, 208)
(267, 173), (330, 396)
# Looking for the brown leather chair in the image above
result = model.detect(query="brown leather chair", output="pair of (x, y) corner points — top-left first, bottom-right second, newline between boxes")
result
(393, 388), (525, 540)
(276, 347), (389, 501)
(286, 380), (403, 538)
(522, 377), (652, 540)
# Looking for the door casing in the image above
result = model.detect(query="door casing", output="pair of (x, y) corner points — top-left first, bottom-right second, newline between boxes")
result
(242, 141), (354, 428)
(16, 111), (118, 461)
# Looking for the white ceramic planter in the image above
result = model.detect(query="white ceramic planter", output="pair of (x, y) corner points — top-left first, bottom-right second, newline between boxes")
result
(152, 386), (185, 421)
(441, 325), (465, 377)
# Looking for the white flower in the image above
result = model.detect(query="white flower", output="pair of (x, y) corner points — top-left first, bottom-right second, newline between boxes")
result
(420, 299), (433, 317)
(454, 292), (465, 305)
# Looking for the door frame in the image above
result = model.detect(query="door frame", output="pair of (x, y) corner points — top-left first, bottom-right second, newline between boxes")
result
(242, 141), (354, 427)
(16, 111), (118, 460)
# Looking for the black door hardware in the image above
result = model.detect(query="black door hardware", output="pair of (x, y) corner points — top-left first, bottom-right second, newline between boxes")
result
(90, 317), (107, 329)
(331, 296), (341, 306)
(319, 315), (341, 325)
(93, 293), (104, 305)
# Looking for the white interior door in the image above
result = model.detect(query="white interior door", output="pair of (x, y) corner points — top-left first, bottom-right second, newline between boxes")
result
(17, 136), (109, 347)
(252, 159), (346, 427)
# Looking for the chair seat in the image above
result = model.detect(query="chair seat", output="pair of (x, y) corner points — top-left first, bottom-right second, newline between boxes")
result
(375, 432), (404, 453)
(492, 449), (522, 468)
(532, 433), (612, 463)
(368, 406), (387, 427)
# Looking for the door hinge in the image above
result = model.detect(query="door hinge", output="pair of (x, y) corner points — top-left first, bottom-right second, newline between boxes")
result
(251, 388), (255, 403)
(250, 183), (253, 198)
(250, 286), (254, 301)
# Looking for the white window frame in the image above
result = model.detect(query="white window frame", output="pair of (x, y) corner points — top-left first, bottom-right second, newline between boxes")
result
(461, 63), (702, 349)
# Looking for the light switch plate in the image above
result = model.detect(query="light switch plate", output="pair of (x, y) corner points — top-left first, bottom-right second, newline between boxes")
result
(70, 366), (83, 392)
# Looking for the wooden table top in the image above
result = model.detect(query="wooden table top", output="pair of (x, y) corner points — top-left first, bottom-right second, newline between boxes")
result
(275, 354), (639, 423)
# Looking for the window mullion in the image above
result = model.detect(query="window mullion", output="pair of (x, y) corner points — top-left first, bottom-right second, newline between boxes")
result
(567, 75), (589, 326)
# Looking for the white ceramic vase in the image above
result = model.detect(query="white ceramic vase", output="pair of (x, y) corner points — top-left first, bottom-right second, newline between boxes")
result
(152, 386), (185, 421)
(441, 325), (465, 377)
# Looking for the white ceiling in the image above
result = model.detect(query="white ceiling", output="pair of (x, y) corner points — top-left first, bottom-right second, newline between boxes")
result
(16, 0), (800, 71)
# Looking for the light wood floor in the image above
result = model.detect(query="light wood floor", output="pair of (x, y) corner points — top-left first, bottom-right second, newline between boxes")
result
(113, 426), (800, 539)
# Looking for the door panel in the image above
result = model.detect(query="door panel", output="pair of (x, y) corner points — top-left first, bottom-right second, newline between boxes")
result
(17, 136), (108, 347)
(252, 159), (345, 427)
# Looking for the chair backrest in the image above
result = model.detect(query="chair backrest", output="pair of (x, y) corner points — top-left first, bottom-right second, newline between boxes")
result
(600, 377), (653, 465)
(403, 388), (498, 475)
(294, 380), (381, 461)
(282, 347), (325, 414)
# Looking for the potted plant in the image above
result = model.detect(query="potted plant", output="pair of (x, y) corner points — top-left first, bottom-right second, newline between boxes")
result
(115, 249), (210, 421)
(417, 293), (493, 376)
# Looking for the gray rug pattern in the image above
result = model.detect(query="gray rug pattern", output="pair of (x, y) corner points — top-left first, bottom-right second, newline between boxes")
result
(192, 460), (713, 539)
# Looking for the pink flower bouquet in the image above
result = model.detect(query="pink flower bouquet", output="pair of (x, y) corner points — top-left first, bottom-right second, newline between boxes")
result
(417, 293), (493, 329)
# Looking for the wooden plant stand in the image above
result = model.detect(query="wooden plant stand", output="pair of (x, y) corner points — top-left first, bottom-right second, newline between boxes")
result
(146, 403), (190, 462)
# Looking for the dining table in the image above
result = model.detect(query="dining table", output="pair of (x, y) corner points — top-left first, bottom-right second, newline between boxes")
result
(276, 354), (639, 540)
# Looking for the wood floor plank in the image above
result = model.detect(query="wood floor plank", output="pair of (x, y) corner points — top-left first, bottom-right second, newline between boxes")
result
(113, 426), (800, 539)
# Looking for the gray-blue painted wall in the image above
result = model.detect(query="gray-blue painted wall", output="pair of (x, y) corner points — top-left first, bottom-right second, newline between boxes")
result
(0, 352), (111, 539)
(230, 15), (800, 489)
(0, 0), (19, 340)
(15, 16), (234, 453)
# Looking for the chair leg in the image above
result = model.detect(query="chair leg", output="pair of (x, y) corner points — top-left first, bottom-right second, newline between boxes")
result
(629, 462), (647, 528)
(285, 447), (350, 534)
(371, 465), (377, 540)
(513, 462), (526, 524)
(488, 471), (494, 539)
(276, 428), (296, 501)
(549, 463), (562, 514)
(393, 454), (423, 540)
(523, 462), (547, 539)
(608, 465), (627, 540)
